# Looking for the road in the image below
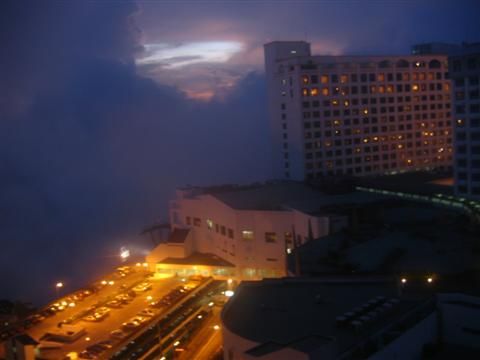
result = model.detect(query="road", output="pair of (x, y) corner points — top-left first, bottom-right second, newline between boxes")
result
(177, 307), (223, 360)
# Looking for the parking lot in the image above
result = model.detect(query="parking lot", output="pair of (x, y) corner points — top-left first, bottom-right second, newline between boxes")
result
(20, 265), (204, 359)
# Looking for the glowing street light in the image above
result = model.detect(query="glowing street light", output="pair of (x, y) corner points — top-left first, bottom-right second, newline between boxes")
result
(401, 278), (407, 284)
(225, 290), (234, 297)
(427, 277), (433, 284)
(213, 325), (220, 330)
(55, 282), (64, 297)
(120, 247), (130, 261)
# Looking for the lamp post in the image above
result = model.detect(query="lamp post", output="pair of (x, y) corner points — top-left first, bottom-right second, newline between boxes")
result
(120, 247), (130, 262)
(55, 282), (64, 298)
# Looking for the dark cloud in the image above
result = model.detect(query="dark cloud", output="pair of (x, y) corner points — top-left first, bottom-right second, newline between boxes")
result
(0, 1), (268, 304)
(1, 0), (479, 305)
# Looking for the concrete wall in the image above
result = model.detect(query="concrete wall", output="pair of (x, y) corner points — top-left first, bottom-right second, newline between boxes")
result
(146, 243), (186, 263)
(264, 41), (311, 180)
(168, 190), (330, 279)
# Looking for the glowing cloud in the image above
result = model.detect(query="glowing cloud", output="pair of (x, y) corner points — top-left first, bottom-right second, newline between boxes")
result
(137, 41), (244, 68)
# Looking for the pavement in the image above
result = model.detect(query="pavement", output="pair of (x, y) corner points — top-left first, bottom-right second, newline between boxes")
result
(25, 266), (191, 359)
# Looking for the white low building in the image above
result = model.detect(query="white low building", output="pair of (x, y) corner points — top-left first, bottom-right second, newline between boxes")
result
(146, 181), (381, 280)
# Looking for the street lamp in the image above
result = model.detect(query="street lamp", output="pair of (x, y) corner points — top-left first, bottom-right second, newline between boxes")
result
(120, 247), (130, 261)
(55, 282), (64, 298)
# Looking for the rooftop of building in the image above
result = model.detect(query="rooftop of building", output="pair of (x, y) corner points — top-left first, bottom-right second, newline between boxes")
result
(181, 181), (389, 213)
(15, 333), (39, 346)
(222, 277), (430, 357)
(159, 251), (235, 267)
(166, 228), (190, 244)
(357, 171), (453, 196)
(287, 196), (478, 277)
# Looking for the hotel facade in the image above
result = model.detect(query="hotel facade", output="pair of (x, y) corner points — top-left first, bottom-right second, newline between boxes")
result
(448, 44), (480, 200)
(265, 41), (453, 181)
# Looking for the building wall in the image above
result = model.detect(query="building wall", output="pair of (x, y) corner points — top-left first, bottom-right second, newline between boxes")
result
(168, 189), (330, 279)
(146, 242), (190, 264)
(265, 41), (453, 181)
(4, 342), (36, 360)
(449, 52), (480, 200)
(265, 41), (312, 180)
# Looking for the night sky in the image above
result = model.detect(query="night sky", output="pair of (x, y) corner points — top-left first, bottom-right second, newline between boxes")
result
(1, 0), (479, 305)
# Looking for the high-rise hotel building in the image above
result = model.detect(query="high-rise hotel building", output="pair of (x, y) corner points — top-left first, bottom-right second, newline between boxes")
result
(448, 44), (480, 200)
(264, 41), (453, 180)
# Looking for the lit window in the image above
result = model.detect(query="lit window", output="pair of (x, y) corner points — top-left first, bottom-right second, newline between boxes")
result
(206, 219), (213, 230)
(332, 99), (339, 106)
(321, 87), (329, 96)
(320, 75), (328, 84)
(310, 88), (319, 96)
(363, 109), (369, 115)
(241, 230), (254, 240)
(302, 75), (309, 84)
(412, 84), (419, 91)
(378, 73), (385, 81)
(302, 88), (308, 96)
(340, 74), (348, 83)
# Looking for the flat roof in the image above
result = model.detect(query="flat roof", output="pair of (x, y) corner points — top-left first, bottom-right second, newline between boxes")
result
(15, 333), (39, 345)
(159, 252), (234, 267)
(189, 181), (388, 212)
(167, 228), (190, 244)
(222, 277), (427, 357)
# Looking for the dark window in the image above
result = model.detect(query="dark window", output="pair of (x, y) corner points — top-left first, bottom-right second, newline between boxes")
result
(265, 232), (277, 243)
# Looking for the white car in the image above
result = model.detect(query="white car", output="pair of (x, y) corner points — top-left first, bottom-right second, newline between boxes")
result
(110, 329), (126, 340)
(138, 309), (156, 317)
